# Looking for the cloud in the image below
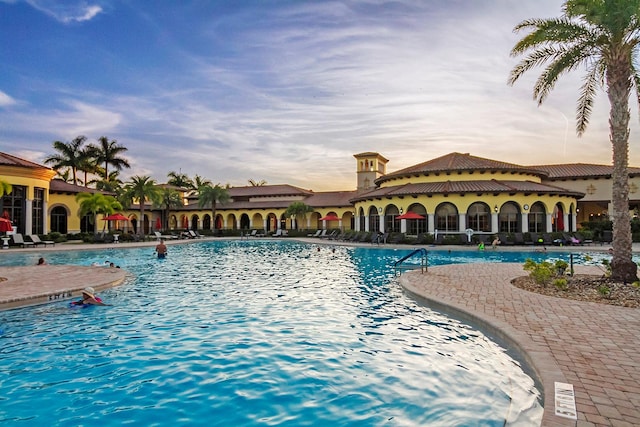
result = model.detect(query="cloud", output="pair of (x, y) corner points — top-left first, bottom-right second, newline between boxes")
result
(25, 0), (102, 23)
(0, 90), (16, 107)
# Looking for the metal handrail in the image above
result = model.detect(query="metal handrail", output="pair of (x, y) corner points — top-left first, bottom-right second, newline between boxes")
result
(393, 248), (427, 275)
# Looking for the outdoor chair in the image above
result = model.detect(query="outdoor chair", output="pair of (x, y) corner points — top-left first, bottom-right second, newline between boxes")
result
(29, 234), (55, 247)
(11, 233), (34, 248)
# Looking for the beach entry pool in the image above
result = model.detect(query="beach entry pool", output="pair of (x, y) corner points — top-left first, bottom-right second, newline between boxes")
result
(0, 240), (549, 426)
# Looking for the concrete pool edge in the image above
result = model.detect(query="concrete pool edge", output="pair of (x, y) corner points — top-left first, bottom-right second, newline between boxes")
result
(0, 265), (128, 311)
(399, 263), (607, 427)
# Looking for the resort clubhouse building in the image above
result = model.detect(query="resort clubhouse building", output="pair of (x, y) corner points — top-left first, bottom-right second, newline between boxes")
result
(2, 150), (640, 241)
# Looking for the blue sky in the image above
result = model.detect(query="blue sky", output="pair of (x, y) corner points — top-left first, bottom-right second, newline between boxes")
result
(1, 0), (638, 191)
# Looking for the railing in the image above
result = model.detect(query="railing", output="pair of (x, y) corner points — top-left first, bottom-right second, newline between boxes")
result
(393, 248), (428, 276)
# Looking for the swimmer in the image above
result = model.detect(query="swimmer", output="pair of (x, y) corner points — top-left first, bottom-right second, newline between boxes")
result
(71, 287), (108, 306)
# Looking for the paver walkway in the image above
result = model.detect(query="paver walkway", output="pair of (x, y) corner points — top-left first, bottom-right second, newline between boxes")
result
(0, 265), (127, 310)
(400, 263), (640, 427)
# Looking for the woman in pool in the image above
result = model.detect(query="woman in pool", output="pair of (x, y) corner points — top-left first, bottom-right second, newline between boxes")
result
(71, 287), (108, 306)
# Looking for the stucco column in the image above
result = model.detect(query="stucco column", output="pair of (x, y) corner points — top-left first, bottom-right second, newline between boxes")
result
(43, 200), (49, 234)
(521, 213), (529, 233)
(491, 212), (499, 234)
(458, 213), (466, 233)
(428, 213), (435, 234)
(571, 213), (577, 232)
(263, 219), (267, 231)
(25, 198), (33, 235)
(365, 216), (370, 232)
(546, 213), (553, 233)
(400, 219), (406, 233)
(564, 212), (570, 232)
(379, 215), (385, 233)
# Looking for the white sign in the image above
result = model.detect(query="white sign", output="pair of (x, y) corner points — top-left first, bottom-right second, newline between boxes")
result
(555, 382), (577, 420)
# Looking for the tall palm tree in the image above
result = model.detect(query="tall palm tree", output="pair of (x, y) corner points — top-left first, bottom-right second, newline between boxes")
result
(94, 170), (123, 193)
(155, 187), (183, 230)
(44, 135), (87, 186)
(198, 184), (230, 231)
(123, 175), (161, 237)
(284, 201), (314, 230)
(54, 168), (73, 183)
(91, 136), (131, 180)
(167, 171), (193, 189)
(192, 175), (212, 191)
(78, 145), (99, 188)
(509, 0), (640, 282)
(248, 179), (267, 186)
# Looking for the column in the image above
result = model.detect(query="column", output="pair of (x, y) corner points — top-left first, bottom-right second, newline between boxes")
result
(25, 198), (33, 235)
(546, 213), (553, 233)
(458, 213), (466, 232)
(491, 212), (499, 234)
(428, 213), (435, 234)
(400, 219), (406, 233)
(379, 215), (385, 233)
(521, 213), (529, 233)
(563, 212), (570, 232)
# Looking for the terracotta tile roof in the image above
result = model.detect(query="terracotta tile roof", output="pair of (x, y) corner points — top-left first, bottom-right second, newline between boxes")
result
(351, 180), (584, 202)
(183, 191), (356, 211)
(0, 152), (50, 169)
(531, 163), (640, 179)
(377, 152), (547, 185)
(304, 191), (356, 207)
(49, 179), (107, 194)
(228, 184), (313, 198)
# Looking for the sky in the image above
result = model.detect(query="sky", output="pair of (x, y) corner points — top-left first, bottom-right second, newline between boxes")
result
(1, 0), (639, 191)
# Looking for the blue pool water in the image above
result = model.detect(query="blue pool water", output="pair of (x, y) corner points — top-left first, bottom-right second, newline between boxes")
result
(0, 241), (610, 426)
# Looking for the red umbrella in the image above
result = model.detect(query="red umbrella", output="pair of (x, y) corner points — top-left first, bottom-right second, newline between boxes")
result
(156, 217), (162, 230)
(103, 213), (130, 221)
(396, 211), (425, 220)
(0, 217), (12, 233)
(182, 216), (189, 229)
(319, 214), (340, 221)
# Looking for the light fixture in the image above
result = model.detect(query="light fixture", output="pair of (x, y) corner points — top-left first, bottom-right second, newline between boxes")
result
(399, 208), (404, 214)
(494, 205), (498, 213)
(378, 207), (382, 213)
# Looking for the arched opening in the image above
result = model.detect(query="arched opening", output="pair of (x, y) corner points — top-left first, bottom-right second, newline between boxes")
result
(368, 206), (380, 233)
(467, 202), (490, 232)
(435, 202), (458, 232)
(529, 202), (546, 233)
(384, 205), (400, 232)
(406, 203), (428, 235)
(50, 205), (68, 234)
(499, 203), (521, 233)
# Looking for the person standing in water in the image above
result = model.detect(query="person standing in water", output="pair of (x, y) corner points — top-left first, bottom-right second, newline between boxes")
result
(155, 239), (168, 259)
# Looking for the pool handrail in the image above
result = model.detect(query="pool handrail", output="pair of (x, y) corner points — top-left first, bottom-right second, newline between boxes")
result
(393, 248), (428, 275)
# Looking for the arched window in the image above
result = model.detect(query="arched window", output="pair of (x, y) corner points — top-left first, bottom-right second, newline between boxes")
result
(368, 206), (380, 233)
(50, 206), (68, 234)
(467, 203), (490, 232)
(406, 203), (428, 235)
(203, 215), (211, 230)
(499, 203), (520, 233)
(528, 203), (546, 233)
(384, 205), (400, 232)
(435, 203), (458, 232)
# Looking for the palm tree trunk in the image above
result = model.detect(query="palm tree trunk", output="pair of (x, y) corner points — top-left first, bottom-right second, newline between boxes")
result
(607, 57), (638, 282)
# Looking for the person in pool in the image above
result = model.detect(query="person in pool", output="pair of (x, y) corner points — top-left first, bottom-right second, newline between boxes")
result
(71, 287), (108, 306)
(155, 239), (167, 259)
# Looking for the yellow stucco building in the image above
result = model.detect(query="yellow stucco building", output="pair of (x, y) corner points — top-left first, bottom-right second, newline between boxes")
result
(2, 150), (639, 240)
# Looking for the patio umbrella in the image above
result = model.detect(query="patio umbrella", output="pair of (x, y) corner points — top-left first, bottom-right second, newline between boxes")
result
(319, 215), (340, 221)
(156, 217), (162, 230)
(103, 213), (130, 221)
(396, 211), (425, 220)
(182, 216), (188, 229)
(0, 217), (12, 233)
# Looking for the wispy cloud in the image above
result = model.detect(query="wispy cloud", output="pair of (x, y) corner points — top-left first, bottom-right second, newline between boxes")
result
(0, 90), (16, 107)
(25, 0), (102, 23)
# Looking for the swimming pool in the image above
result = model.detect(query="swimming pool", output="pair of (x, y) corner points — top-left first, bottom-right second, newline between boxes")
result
(0, 240), (603, 426)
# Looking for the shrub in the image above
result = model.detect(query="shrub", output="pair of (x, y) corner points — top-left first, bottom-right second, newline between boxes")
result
(553, 278), (568, 290)
(523, 258), (554, 286)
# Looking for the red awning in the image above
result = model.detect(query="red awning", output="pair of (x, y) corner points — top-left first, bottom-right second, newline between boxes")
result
(396, 211), (425, 220)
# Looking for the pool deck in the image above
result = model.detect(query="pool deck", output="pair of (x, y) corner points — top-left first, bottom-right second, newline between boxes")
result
(401, 263), (640, 427)
(1, 238), (639, 426)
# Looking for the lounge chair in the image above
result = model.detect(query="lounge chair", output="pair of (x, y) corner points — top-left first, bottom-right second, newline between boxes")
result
(317, 230), (327, 238)
(29, 234), (55, 247)
(155, 231), (178, 241)
(272, 229), (283, 237)
(513, 232), (525, 245)
(307, 230), (321, 237)
(188, 230), (203, 239)
(11, 233), (34, 248)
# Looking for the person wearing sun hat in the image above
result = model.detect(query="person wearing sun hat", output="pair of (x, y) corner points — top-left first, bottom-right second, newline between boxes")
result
(71, 287), (108, 306)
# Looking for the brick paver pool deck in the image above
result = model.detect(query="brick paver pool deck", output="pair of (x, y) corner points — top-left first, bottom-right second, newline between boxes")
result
(401, 263), (640, 427)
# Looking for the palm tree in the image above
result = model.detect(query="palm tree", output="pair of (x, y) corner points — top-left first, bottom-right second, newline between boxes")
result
(167, 171), (193, 189)
(198, 184), (230, 231)
(77, 145), (99, 188)
(509, 0), (640, 282)
(91, 136), (131, 180)
(94, 170), (123, 193)
(122, 175), (161, 237)
(192, 175), (212, 191)
(44, 135), (87, 186)
(75, 192), (122, 233)
(155, 187), (183, 230)
(284, 201), (314, 230)
(248, 179), (267, 186)
(54, 168), (73, 183)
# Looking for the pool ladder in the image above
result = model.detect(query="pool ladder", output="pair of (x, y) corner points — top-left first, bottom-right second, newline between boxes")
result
(393, 248), (428, 276)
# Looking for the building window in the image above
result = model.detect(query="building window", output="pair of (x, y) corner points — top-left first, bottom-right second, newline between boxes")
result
(435, 202), (458, 232)
(1, 185), (25, 234)
(368, 207), (380, 233)
(32, 187), (45, 235)
(384, 206), (400, 232)
(528, 203), (546, 233)
(499, 203), (520, 233)
(50, 206), (68, 234)
(467, 202), (490, 232)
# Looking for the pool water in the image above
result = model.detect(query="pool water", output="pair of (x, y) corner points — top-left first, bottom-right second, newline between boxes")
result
(0, 240), (604, 426)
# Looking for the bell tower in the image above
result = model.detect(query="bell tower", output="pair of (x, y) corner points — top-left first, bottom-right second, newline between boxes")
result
(354, 152), (388, 192)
